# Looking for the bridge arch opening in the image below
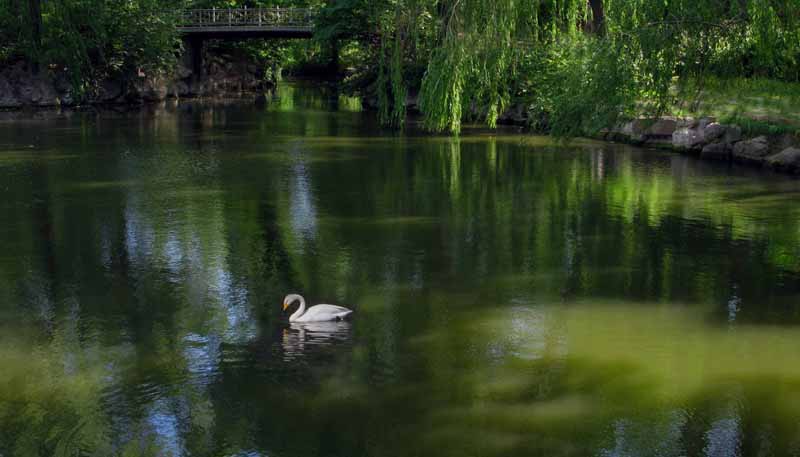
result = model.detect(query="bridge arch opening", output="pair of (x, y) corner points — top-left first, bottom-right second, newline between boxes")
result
(178, 8), (318, 82)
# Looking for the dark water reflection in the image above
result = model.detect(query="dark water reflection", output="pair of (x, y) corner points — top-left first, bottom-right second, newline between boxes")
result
(2, 83), (800, 456)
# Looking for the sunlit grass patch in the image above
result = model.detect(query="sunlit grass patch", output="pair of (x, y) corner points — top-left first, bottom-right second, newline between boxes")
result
(672, 77), (800, 133)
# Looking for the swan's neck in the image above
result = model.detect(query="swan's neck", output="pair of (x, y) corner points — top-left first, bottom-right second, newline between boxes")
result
(289, 297), (306, 322)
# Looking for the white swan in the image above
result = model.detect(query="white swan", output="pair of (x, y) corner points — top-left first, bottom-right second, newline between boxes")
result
(282, 294), (353, 322)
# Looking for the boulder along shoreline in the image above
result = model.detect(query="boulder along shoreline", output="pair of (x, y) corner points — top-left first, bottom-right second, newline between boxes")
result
(596, 117), (800, 176)
(0, 49), (274, 110)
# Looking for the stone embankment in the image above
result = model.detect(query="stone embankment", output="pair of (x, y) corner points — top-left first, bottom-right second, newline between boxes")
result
(0, 50), (273, 110)
(600, 117), (800, 175)
(495, 103), (800, 176)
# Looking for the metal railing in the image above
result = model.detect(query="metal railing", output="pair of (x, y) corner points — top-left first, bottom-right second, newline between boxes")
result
(178, 8), (316, 30)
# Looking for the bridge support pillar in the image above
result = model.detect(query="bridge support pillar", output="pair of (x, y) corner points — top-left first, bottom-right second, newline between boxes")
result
(184, 36), (205, 82)
(328, 40), (340, 76)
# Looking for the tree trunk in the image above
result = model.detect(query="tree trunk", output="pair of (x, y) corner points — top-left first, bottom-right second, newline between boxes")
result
(588, 0), (604, 35)
(328, 40), (340, 77)
(28, 0), (42, 73)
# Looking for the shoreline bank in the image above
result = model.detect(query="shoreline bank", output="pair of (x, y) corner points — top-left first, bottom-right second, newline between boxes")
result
(0, 49), (274, 111)
(594, 117), (800, 176)
(3, 79), (799, 177)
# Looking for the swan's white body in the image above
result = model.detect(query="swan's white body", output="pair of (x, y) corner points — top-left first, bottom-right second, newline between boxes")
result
(283, 294), (353, 322)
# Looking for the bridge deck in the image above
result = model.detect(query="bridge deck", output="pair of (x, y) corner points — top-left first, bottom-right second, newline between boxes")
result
(178, 8), (315, 38)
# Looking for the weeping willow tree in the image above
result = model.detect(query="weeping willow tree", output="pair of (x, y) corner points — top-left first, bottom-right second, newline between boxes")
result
(371, 0), (588, 132)
(362, 0), (800, 134)
(417, 0), (587, 133)
(544, 0), (800, 136)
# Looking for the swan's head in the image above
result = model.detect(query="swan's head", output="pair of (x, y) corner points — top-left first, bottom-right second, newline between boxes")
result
(282, 294), (303, 311)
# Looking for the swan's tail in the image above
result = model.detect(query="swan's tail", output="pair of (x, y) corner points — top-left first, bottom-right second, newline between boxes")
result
(335, 310), (354, 321)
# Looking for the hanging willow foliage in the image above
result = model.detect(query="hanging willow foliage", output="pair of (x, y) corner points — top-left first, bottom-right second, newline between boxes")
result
(377, 5), (410, 127)
(548, 0), (800, 135)
(416, 0), (588, 133)
(365, 0), (800, 134)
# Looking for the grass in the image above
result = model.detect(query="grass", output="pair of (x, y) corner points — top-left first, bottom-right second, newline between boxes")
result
(671, 76), (800, 136)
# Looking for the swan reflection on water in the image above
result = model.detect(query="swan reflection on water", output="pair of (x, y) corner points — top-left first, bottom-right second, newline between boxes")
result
(281, 321), (353, 360)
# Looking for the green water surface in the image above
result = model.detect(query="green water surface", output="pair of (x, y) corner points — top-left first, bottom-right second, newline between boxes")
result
(1, 83), (800, 457)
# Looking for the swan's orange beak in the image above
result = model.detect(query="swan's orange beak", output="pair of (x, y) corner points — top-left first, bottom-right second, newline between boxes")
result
(282, 301), (289, 311)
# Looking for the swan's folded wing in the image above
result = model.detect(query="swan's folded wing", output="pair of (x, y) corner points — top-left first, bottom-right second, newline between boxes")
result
(303, 304), (353, 321)
(315, 304), (351, 313)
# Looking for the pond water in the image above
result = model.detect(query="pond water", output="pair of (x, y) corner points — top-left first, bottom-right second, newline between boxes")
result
(2, 83), (800, 457)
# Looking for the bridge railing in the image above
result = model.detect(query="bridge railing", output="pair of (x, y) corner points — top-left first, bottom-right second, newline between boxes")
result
(178, 8), (316, 30)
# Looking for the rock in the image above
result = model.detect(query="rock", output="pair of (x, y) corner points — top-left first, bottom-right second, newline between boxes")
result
(97, 79), (123, 102)
(723, 125), (742, 144)
(702, 123), (742, 145)
(672, 127), (705, 151)
(0, 49), (274, 110)
(645, 118), (677, 139)
(732, 136), (770, 164)
(53, 75), (79, 106)
(766, 147), (800, 174)
(17, 76), (59, 106)
(162, 49), (274, 99)
(703, 123), (726, 142)
(0, 76), (21, 108)
(498, 103), (527, 125)
(621, 119), (648, 143)
(0, 61), (61, 107)
(187, 79), (209, 97)
(601, 131), (630, 142)
(53, 74), (72, 94)
(773, 133), (800, 152)
(58, 91), (76, 106)
(176, 63), (193, 79)
(689, 116), (716, 129)
(130, 75), (169, 102)
(171, 81), (190, 97)
(700, 142), (732, 161)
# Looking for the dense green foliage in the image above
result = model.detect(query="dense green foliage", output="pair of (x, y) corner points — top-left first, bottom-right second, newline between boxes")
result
(0, 0), (323, 93)
(4, 0), (800, 134)
(316, 0), (800, 134)
(0, 0), (181, 89)
(192, 0), (327, 80)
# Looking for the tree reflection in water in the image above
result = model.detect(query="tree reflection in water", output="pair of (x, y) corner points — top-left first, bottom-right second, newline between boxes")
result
(1, 84), (800, 456)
